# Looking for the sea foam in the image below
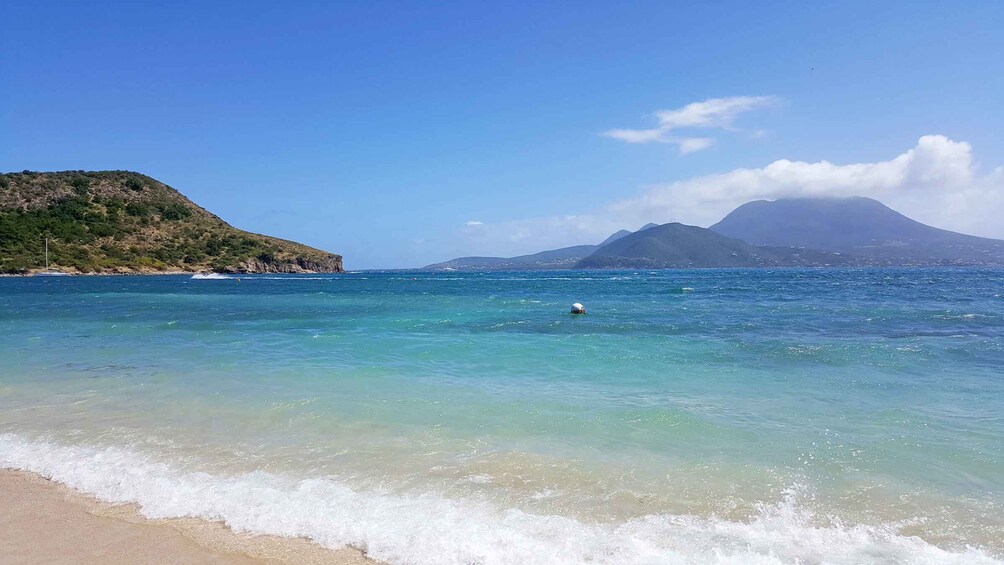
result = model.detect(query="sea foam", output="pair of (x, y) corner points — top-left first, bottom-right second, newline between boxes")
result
(1, 434), (998, 565)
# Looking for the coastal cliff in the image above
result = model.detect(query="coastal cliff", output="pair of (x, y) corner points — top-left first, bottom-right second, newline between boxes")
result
(0, 170), (343, 274)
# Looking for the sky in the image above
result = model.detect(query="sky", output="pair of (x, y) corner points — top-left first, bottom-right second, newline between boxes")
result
(2, 1), (1003, 269)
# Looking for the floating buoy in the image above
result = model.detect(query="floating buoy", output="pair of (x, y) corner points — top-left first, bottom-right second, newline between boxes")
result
(571, 302), (586, 314)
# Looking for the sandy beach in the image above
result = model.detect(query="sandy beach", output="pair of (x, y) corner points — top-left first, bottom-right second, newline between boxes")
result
(0, 470), (376, 565)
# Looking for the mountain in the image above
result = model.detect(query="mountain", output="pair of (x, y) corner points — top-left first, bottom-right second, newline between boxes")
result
(426, 197), (1004, 272)
(710, 197), (1004, 265)
(576, 222), (848, 269)
(598, 229), (632, 246)
(0, 170), (343, 274)
(425, 223), (659, 270)
(425, 244), (598, 271)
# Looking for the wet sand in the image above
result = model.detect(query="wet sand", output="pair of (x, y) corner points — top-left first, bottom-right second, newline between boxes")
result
(0, 470), (377, 565)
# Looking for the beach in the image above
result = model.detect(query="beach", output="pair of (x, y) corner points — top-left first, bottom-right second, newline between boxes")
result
(6, 0), (1004, 561)
(0, 469), (374, 564)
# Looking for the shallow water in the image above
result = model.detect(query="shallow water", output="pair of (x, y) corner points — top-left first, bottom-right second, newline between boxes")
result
(1, 269), (1002, 564)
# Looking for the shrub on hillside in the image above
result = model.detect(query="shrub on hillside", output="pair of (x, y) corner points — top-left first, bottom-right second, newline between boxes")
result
(71, 176), (90, 195)
(160, 203), (192, 220)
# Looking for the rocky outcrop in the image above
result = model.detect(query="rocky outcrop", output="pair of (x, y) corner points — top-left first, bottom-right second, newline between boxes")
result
(232, 254), (343, 274)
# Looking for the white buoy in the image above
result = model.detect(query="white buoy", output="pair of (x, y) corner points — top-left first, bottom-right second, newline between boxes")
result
(571, 302), (586, 314)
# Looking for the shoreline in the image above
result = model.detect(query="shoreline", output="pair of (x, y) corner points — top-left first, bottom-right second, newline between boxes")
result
(0, 469), (377, 565)
(3, 264), (1004, 277)
(0, 269), (344, 277)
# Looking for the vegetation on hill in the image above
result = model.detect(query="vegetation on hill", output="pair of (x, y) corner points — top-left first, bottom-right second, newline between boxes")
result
(0, 170), (342, 274)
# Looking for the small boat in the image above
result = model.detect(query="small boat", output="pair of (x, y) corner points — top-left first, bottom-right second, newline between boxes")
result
(34, 238), (70, 276)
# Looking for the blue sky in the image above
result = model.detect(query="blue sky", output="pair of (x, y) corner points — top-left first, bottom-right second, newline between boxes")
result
(2, 1), (1003, 269)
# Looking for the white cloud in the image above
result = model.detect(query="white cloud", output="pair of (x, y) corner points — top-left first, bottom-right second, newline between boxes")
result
(465, 220), (483, 226)
(609, 134), (980, 227)
(678, 137), (715, 154)
(655, 96), (779, 129)
(454, 135), (1004, 258)
(603, 128), (664, 144)
(603, 96), (778, 153)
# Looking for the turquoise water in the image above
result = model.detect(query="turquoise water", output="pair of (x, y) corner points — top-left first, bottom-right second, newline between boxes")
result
(1, 269), (1002, 564)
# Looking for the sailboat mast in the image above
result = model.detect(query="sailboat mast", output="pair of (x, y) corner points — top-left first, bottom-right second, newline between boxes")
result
(45, 238), (49, 270)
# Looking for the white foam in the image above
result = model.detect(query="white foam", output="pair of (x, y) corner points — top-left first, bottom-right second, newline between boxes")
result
(251, 276), (332, 280)
(190, 273), (232, 280)
(1, 433), (999, 565)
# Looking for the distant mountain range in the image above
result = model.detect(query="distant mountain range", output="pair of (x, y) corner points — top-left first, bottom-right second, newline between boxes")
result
(426, 197), (1004, 270)
(425, 244), (599, 271)
(425, 223), (658, 270)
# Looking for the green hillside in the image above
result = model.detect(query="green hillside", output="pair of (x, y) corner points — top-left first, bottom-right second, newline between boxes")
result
(0, 170), (342, 274)
(576, 222), (850, 269)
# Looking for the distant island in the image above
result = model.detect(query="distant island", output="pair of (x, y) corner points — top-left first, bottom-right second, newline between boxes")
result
(427, 197), (1004, 270)
(0, 171), (342, 274)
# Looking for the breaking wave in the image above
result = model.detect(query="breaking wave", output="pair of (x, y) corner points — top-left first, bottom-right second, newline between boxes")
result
(1, 434), (998, 565)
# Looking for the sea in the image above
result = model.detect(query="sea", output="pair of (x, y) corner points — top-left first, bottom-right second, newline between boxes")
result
(1, 269), (1002, 564)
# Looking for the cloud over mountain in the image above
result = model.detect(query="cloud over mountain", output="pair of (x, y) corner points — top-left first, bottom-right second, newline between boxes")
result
(456, 135), (1004, 258)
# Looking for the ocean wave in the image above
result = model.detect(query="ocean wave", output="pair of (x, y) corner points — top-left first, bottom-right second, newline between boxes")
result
(1, 434), (998, 565)
(189, 273), (233, 280)
(251, 276), (333, 280)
